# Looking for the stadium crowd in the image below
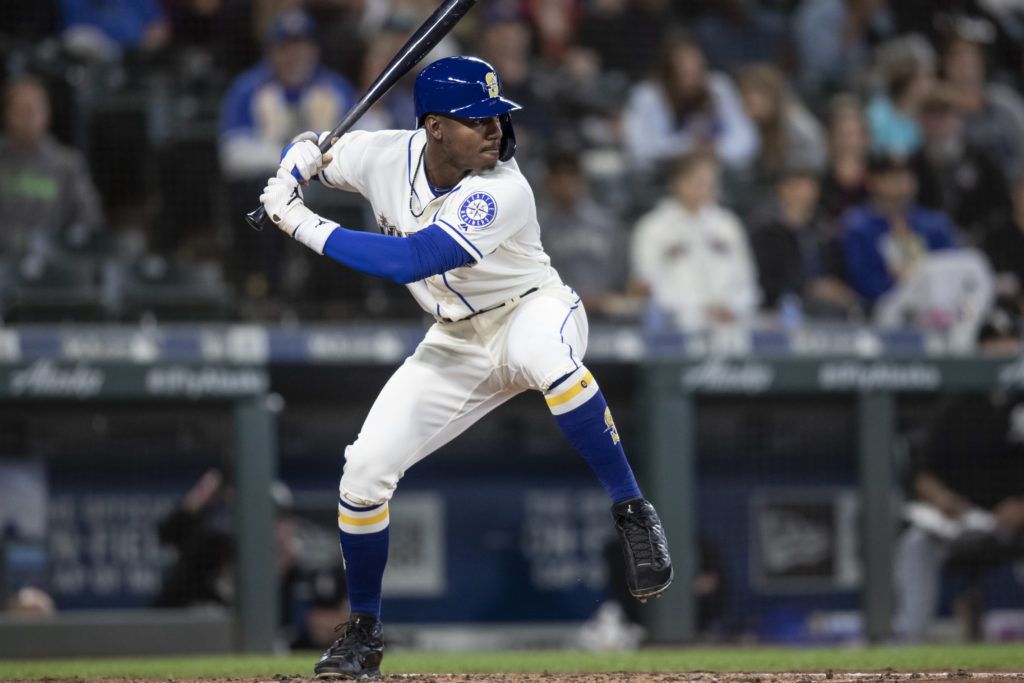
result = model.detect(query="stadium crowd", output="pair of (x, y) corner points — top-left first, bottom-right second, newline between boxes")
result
(1, 0), (1024, 341)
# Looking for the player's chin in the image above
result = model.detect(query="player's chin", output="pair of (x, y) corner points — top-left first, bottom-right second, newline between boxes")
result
(477, 148), (500, 169)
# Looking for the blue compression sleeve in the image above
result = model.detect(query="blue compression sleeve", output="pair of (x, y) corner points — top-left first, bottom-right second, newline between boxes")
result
(322, 224), (474, 284)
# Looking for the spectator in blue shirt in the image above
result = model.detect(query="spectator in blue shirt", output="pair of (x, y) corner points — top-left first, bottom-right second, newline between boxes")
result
(219, 9), (356, 297)
(843, 152), (956, 302)
(58, 0), (168, 55)
(219, 10), (356, 182)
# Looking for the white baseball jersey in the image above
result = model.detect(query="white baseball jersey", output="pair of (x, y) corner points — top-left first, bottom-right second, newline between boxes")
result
(319, 128), (563, 321)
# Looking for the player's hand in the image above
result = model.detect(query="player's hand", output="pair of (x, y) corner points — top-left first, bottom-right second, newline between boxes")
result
(281, 131), (336, 185)
(260, 168), (307, 236)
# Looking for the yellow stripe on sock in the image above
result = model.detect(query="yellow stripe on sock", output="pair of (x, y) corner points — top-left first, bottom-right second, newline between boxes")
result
(545, 371), (594, 408)
(338, 508), (389, 527)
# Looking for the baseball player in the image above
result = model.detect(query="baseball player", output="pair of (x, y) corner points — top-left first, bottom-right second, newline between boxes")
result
(261, 56), (672, 679)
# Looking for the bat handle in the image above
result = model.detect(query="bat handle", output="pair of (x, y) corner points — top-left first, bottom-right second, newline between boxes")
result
(245, 206), (268, 232)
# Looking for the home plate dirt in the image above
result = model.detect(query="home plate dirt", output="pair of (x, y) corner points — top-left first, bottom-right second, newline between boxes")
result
(24, 674), (1024, 683)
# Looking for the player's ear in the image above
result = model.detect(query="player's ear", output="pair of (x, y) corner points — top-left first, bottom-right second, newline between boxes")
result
(424, 114), (443, 142)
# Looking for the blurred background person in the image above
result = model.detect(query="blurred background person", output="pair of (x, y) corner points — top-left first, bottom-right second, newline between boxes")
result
(818, 95), (871, 225)
(622, 33), (758, 176)
(749, 166), (860, 322)
(737, 63), (827, 206)
(866, 55), (931, 156)
(575, 0), (670, 82)
(842, 152), (956, 305)
(983, 180), (1024, 301)
(940, 19), (1024, 184)
(630, 151), (760, 333)
(894, 309), (1024, 642)
(536, 151), (631, 319)
(692, 0), (788, 75)
(0, 77), (104, 259)
(58, 0), (169, 60)
(219, 9), (356, 297)
(793, 0), (895, 103)
(911, 83), (1012, 248)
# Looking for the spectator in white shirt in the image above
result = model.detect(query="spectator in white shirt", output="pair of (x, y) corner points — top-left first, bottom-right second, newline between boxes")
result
(622, 33), (758, 173)
(630, 151), (760, 332)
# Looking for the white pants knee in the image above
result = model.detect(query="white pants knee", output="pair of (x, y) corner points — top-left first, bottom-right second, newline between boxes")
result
(340, 285), (588, 505)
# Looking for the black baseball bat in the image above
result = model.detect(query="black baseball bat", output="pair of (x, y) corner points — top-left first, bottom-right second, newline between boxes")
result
(246, 0), (479, 231)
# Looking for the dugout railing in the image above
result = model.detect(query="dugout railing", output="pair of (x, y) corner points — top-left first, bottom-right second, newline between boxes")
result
(642, 354), (1024, 643)
(0, 360), (277, 657)
(1, 324), (1021, 653)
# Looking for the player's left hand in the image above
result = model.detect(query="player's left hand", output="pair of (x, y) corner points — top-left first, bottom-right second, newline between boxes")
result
(281, 131), (334, 185)
(260, 168), (308, 236)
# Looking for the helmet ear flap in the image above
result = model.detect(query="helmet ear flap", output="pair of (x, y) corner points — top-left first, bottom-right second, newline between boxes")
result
(498, 114), (516, 162)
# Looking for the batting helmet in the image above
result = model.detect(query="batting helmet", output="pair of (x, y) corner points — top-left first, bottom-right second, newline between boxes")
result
(414, 56), (521, 162)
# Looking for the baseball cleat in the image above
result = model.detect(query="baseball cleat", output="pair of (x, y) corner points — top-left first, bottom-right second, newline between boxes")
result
(612, 497), (673, 600)
(314, 612), (384, 680)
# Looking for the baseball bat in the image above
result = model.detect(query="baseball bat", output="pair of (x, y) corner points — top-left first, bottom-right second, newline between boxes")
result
(246, 0), (479, 231)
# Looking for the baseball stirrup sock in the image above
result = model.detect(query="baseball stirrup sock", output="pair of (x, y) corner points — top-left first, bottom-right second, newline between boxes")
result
(545, 366), (642, 503)
(338, 499), (390, 619)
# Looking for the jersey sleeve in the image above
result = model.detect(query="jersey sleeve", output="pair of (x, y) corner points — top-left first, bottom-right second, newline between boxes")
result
(318, 130), (375, 194)
(430, 181), (532, 263)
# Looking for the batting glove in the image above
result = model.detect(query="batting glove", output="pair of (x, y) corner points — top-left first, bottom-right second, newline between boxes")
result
(280, 131), (335, 184)
(259, 168), (338, 254)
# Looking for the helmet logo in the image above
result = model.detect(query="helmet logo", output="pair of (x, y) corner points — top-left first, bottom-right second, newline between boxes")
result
(485, 71), (499, 98)
(459, 192), (497, 229)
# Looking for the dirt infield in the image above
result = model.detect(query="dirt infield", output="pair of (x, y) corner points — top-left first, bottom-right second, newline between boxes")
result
(26, 673), (1024, 683)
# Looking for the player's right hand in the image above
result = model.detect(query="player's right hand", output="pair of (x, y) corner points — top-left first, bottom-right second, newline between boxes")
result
(280, 131), (334, 184)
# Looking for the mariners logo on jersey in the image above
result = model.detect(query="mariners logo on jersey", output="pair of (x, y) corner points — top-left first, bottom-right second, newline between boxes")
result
(485, 71), (500, 98)
(459, 192), (497, 229)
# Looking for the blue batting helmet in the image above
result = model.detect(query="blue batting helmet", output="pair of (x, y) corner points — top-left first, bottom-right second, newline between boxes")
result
(414, 56), (521, 161)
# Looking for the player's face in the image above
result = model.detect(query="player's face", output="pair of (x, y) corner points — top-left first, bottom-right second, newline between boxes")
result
(435, 115), (504, 172)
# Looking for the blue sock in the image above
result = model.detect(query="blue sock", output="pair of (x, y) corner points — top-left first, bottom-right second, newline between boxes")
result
(337, 498), (390, 619)
(545, 366), (642, 503)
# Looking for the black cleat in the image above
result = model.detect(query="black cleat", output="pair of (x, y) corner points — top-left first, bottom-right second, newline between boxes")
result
(612, 497), (673, 601)
(314, 612), (384, 679)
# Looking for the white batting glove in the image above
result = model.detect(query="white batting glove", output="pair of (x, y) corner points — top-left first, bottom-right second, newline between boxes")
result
(259, 168), (338, 254)
(281, 131), (335, 184)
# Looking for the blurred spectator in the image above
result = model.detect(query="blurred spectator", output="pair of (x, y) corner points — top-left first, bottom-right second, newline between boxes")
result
(911, 83), (1012, 247)
(843, 152), (956, 303)
(219, 9), (356, 295)
(630, 151), (759, 332)
(576, 0), (670, 81)
(476, 12), (552, 153)
(536, 152), (631, 318)
(818, 95), (870, 223)
(983, 180), (1024, 296)
(352, 30), (415, 132)
(866, 56), (931, 155)
(941, 24), (1024, 182)
(154, 469), (234, 607)
(219, 10), (355, 181)
(894, 322), (1024, 641)
(155, 469), (348, 648)
(163, 0), (258, 72)
(794, 0), (895, 100)
(0, 77), (104, 257)
(692, 0), (788, 74)
(749, 167), (859, 320)
(5, 586), (56, 615)
(522, 0), (581, 64)
(58, 0), (169, 59)
(622, 33), (758, 172)
(737, 64), (827, 188)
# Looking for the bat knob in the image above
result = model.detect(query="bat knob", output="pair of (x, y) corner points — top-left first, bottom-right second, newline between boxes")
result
(246, 206), (267, 231)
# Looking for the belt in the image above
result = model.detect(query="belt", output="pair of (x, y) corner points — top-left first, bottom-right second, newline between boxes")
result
(438, 287), (539, 324)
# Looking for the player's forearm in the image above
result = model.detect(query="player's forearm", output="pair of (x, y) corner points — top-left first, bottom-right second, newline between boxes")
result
(321, 224), (472, 284)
